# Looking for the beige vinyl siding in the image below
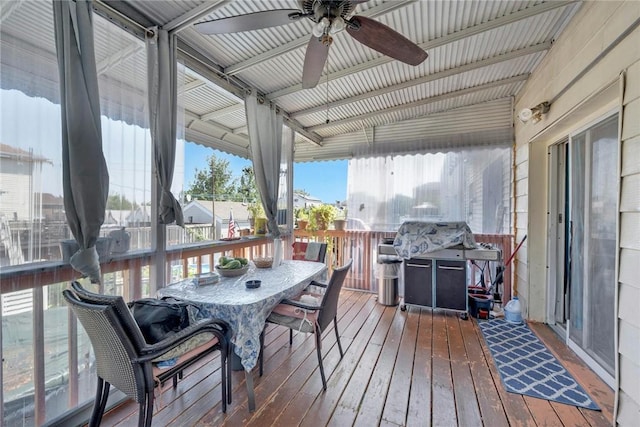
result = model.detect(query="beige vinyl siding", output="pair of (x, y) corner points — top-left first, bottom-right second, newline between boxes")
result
(618, 57), (640, 425)
(0, 168), (32, 219)
(513, 1), (640, 423)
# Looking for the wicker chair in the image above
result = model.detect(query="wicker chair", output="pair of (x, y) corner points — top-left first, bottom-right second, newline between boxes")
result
(260, 259), (352, 390)
(63, 283), (231, 427)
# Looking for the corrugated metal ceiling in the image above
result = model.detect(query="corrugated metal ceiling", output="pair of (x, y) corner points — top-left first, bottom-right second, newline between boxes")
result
(2, 0), (581, 161)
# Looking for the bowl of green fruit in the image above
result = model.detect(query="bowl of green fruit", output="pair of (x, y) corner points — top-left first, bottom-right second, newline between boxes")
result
(215, 256), (250, 277)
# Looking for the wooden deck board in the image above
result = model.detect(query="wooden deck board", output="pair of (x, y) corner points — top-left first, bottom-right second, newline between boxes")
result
(446, 312), (483, 427)
(431, 312), (457, 426)
(98, 291), (614, 426)
(406, 307), (433, 427)
(459, 311), (509, 427)
(380, 304), (419, 426)
(354, 309), (406, 426)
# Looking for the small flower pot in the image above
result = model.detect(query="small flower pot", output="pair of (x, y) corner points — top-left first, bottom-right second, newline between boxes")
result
(333, 219), (346, 231)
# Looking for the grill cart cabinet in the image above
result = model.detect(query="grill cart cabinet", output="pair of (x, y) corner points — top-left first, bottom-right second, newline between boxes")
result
(381, 221), (501, 317)
(434, 260), (467, 311)
(403, 258), (467, 313)
(404, 258), (433, 307)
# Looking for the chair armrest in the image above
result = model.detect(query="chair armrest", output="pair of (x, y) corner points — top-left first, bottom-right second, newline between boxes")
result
(135, 318), (229, 363)
(280, 298), (321, 311)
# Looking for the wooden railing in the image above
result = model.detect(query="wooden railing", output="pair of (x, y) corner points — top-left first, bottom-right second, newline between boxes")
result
(0, 237), (274, 426)
(0, 230), (512, 426)
(293, 230), (513, 301)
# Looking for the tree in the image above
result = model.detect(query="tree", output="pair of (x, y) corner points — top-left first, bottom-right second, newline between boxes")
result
(294, 189), (310, 196)
(237, 166), (259, 203)
(106, 193), (137, 210)
(185, 154), (237, 201)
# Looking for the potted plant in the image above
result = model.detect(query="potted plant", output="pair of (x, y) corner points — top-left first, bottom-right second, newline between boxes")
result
(248, 200), (267, 235)
(295, 207), (309, 230)
(309, 204), (336, 231)
(333, 207), (347, 231)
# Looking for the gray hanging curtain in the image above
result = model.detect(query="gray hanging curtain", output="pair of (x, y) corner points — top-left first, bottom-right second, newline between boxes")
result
(245, 93), (283, 237)
(147, 28), (184, 226)
(53, 0), (109, 283)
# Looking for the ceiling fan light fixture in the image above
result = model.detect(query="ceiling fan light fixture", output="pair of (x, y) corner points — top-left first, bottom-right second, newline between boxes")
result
(330, 17), (345, 34)
(312, 17), (330, 37)
(196, 1), (430, 88)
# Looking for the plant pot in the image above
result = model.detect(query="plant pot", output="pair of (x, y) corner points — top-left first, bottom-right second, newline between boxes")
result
(254, 217), (267, 235)
(297, 219), (308, 230)
(333, 219), (346, 231)
(313, 213), (329, 230)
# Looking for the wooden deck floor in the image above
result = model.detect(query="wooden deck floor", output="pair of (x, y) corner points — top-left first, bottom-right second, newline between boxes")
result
(99, 290), (614, 426)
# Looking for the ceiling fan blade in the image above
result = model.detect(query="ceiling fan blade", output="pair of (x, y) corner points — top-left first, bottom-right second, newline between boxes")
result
(195, 9), (303, 34)
(346, 16), (428, 66)
(302, 36), (329, 89)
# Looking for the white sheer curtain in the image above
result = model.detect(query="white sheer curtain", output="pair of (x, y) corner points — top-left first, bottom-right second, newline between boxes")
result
(346, 148), (511, 233)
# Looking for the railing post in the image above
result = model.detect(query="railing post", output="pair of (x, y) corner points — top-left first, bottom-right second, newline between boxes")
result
(33, 286), (45, 425)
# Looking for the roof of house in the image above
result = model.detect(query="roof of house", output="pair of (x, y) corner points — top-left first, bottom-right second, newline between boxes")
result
(185, 200), (251, 222)
(0, 143), (50, 163)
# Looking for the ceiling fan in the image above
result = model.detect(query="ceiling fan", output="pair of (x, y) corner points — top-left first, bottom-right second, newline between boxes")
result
(195, 0), (428, 89)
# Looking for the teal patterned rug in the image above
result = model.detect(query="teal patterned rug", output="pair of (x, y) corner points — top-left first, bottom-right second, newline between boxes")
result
(479, 319), (599, 410)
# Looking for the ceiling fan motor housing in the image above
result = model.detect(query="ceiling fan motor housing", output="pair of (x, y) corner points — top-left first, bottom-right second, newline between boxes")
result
(300, 0), (354, 23)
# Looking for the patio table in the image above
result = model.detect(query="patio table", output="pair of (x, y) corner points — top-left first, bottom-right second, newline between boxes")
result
(158, 259), (327, 411)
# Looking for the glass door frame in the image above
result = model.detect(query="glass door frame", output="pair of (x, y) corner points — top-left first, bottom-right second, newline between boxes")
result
(545, 109), (619, 389)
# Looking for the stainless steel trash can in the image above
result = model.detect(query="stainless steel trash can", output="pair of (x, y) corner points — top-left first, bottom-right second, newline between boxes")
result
(377, 256), (402, 306)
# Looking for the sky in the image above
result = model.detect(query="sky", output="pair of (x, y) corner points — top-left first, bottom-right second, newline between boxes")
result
(184, 143), (348, 204)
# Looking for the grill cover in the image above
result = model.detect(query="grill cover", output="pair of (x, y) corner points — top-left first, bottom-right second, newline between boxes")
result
(393, 221), (477, 259)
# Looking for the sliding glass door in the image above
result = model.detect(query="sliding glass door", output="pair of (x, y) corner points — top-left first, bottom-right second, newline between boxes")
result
(548, 113), (618, 380)
(567, 113), (618, 376)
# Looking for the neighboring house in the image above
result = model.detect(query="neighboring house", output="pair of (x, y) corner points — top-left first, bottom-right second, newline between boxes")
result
(0, 143), (51, 220)
(293, 192), (322, 209)
(41, 193), (65, 222)
(182, 199), (251, 231)
(125, 207), (151, 227)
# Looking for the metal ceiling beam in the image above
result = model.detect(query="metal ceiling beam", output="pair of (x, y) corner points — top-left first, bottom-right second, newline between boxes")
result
(178, 41), (323, 146)
(98, 0), (324, 148)
(307, 74), (529, 132)
(96, 43), (143, 75)
(224, 0), (417, 75)
(164, 0), (231, 33)
(183, 64), (245, 102)
(186, 128), (251, 158)
(185, 110), (249, 143)
(190, 40), (550, 125)
(1, 0), (23, 24)
(201, 103), (244, 121)
(180, 79), (206, 94)
(283, 116), (323, 147)
(290, 42), (551, 119)
(268, 0), (576, 100)
(187, 112), (237, 136)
